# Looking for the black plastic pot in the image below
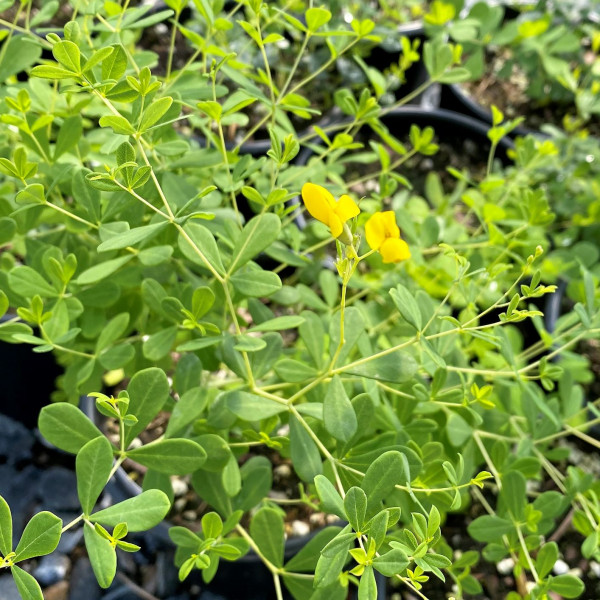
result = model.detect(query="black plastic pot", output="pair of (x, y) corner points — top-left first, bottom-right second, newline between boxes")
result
(80, 397), (385, 599)
(377, 105), (513, 160)
(0, 315), (62, 429)
(440, 82), (539, 138)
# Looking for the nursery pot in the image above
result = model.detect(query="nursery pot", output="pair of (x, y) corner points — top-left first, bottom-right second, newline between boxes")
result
(375, 106), (513, 161)
(80, 397), (385, 599)
(440, 82), (537, 138)
(0, 315), (61, 429)
(294, 106), (514, 198)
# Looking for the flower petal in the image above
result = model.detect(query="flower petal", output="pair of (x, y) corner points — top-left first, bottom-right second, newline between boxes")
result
(335, 194), (360, 222)
(329, 213), (344, 239)
(365, 212), (386, 250)
(380, 238), (411, 264)
(301, 183), (336, 225)
(381, 211), (400, 238)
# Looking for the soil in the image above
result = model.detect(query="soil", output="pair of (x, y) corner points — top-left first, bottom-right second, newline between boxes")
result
(102, 413), (332, 537)
(348, 137), (489, 203)
(461, 48), (600, 135)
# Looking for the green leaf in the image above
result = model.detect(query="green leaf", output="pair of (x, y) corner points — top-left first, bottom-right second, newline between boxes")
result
(83, 523), (117, 588)
(389, 284), (422, 330)
(502, 471), (526, 521)
(549, 574), (585, 598)
(0, 217), (15, 245)
(14, 512), (62, 562)
(178, 222), (225, 275)
(139, 97), (174, 132)
(15, 183), (45, 205)
(360, 451), (404, 518)
(289, 413), (322, 482)
(98, 344), (134, 369)
(344, 487), (367, 532)
(373, 548), (409, 576)
(0, 496), (11, 556)
(344, 351), (418, 383)
(191, 470), (232, 517)
(468, 515), (513, 543)
(446, 412), (472, 447)
(77, 255), (134, 285)
(249, 507), (284, 568)
(201, 512), (223, 539)
(82, 46), (114, 73)
(235, 457), (272, 511)
(99, 115), (135, 135)
(9, 266), (57, 298)
(11, 566), (43, 600)
(77, 436), (114, 515)
(0, 36), (41, 81)
(285, 526), (342, 572)
(299, 310), (325, 368)
(127, 439), (206, 474)
(53, 40), (81, 72)
(274, 359), (318, 382)
(0, 291), (7, 319)
(536, 541), (558, 579)
(102, 44), (127, 80)
(39, 403), (103, 454)
(165, 387), (207, 437)
(96, 312), (129, 352)
(358, 565), (376, 600)
(125, 367), (170, 445)
(323, 376), (357, 443)
(224, 390), (287, 421)
(230, 268), (282, 297)
(98, 222), (168, 252)
(228, 213), (281, 273)
(248, 315), (304, 332)
(314, 475), (345, 520)
(169, 525), (201, 548)
(90, 489), (170, 531)
(54, 115), (82, 160)
(143, 326), (177, 360)
(72, 169), (101, 222)
(305, 7), (332, 32)
(31, 65), (77, 79)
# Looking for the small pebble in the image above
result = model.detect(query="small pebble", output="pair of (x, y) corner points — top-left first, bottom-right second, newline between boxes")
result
(590, 561), (600, 578)
(171, 478), (188, 497)
(553, 559), (569, 575)
(33, 553), (70, 587)
(290, 520), (310, 537)
(274, 464), (291, 479)
(129, 437), (143, 449)
(268, 491), (287, 500)
(174, 498), (187, 512)
(44, 581), (68, 600)
(182, 510), (197, 521)
(309, 513), (325, 526)
(497, 557), (514, 575)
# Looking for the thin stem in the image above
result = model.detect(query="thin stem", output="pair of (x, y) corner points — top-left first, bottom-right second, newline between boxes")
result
(61, 514), (83, 533)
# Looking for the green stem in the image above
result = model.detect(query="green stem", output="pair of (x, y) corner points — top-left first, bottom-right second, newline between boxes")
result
(61, 514), (83, 533)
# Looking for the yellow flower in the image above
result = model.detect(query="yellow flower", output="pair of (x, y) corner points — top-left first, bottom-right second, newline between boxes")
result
(365, 211), (411, 264)
(301, 183), (360, 243)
